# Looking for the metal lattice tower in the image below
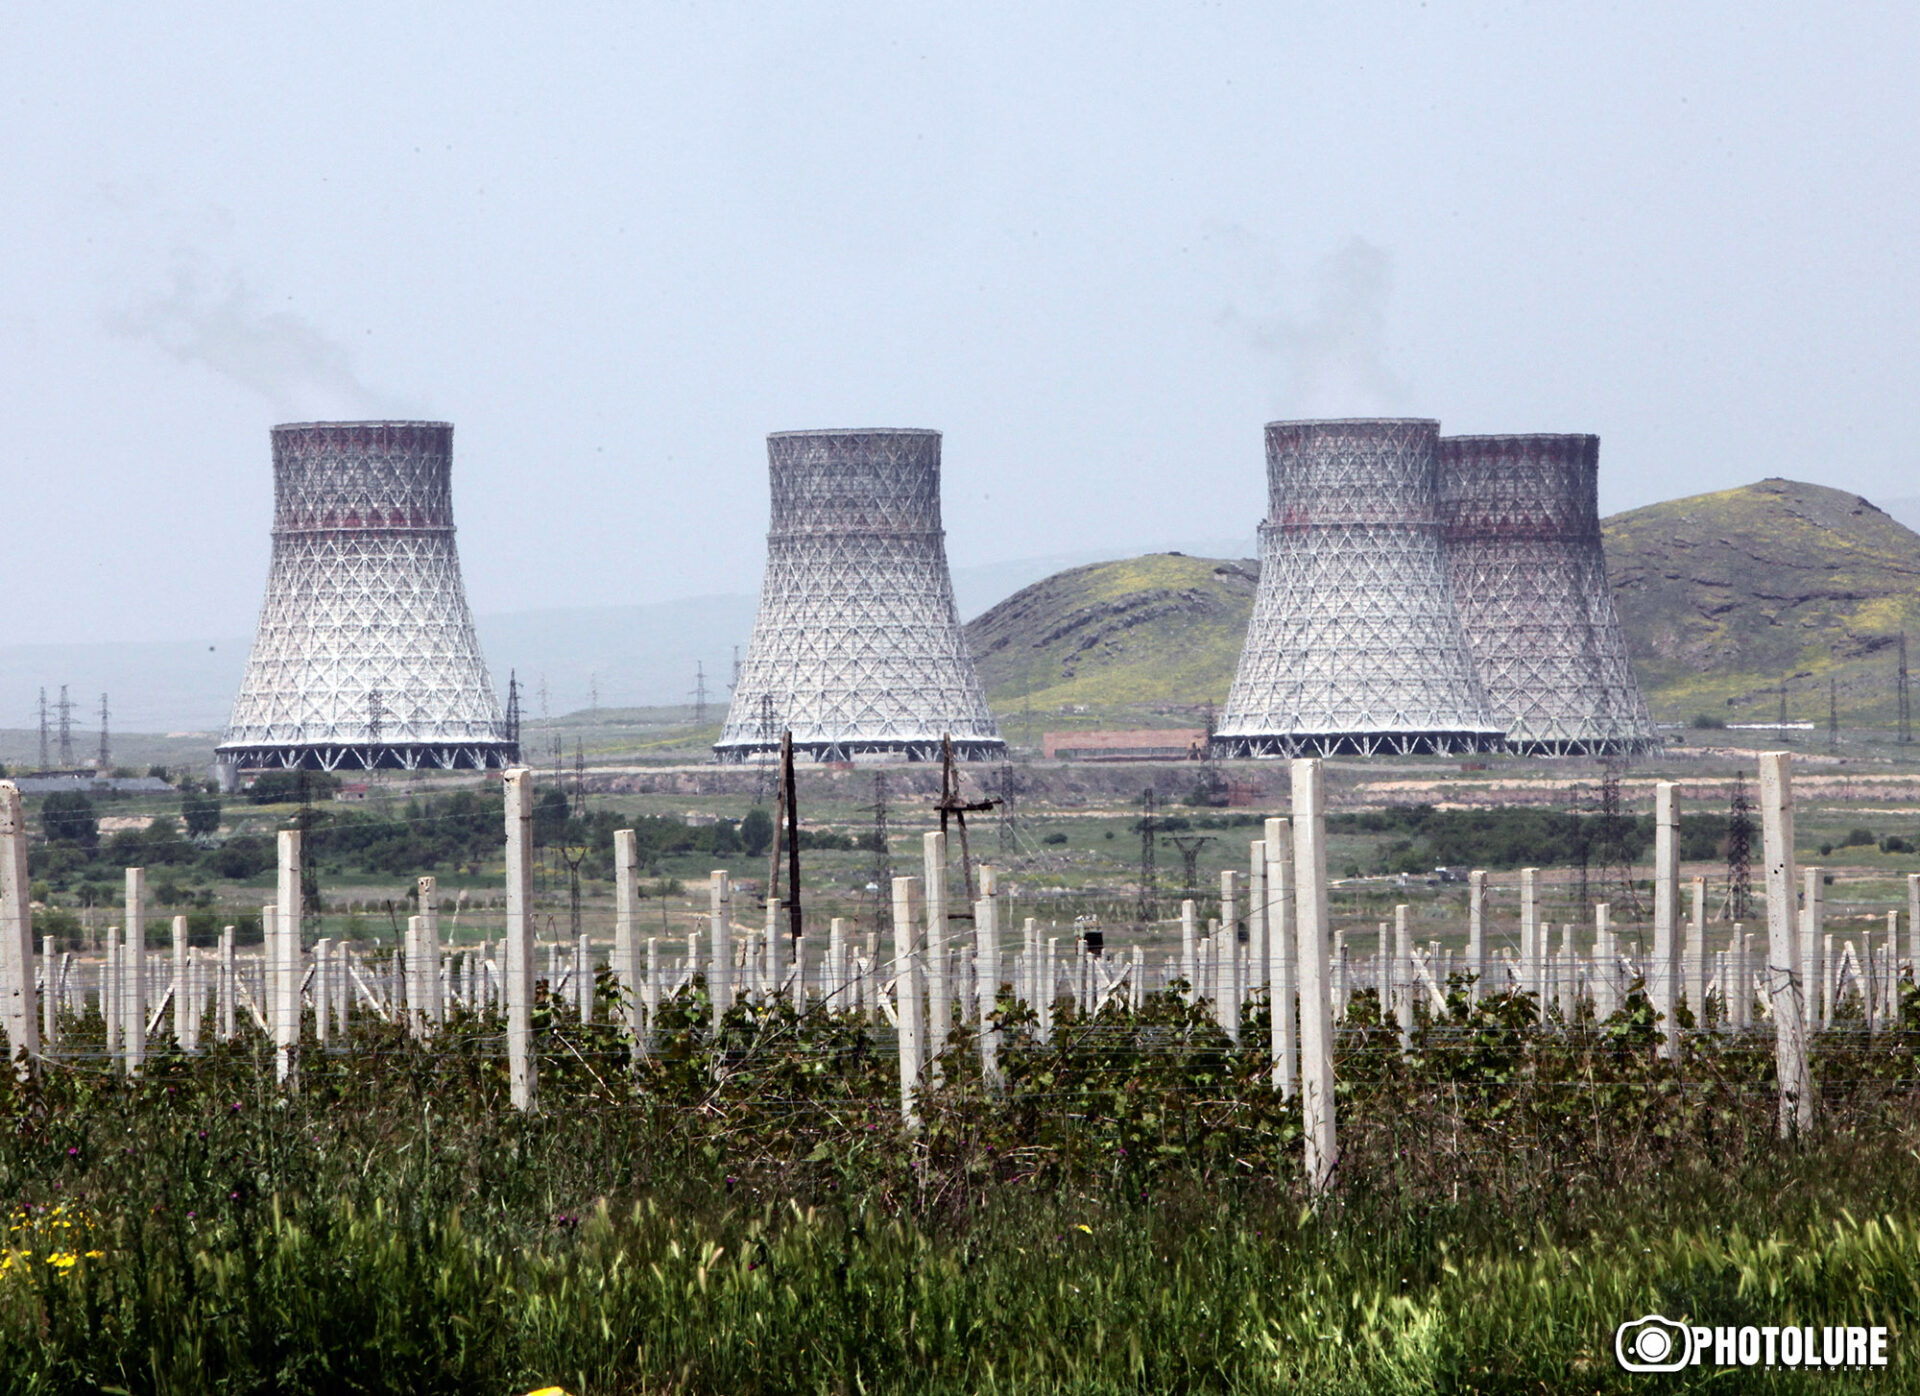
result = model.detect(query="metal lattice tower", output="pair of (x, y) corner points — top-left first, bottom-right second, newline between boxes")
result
(1439, 434), (1657, 755)
(217, 421), (517, 774)
(715, 429), (1004, 763)
(1215, 419), (1502, 757)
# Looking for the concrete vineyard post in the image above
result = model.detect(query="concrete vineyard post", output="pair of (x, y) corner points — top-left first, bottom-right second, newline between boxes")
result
(891, 876), (922, 1125)
(1651, 780), (1679, 1059)
(924, 832), (950, 1053)
(1291, 758), (1337, 1196)
(614, 830), (644, 1059)
(219, 927), (235, 1041)
(172, 914), (189, 1047)
(975, 882), (1002, 1089)
(1248, 841), (1268, 993)
(1467, 870), (1486, 1004)
(1264, 816), (1295, 1096)
(1180, 900), (1197, 1003)
(504, 767), (538, 1111)
(124, 868), (145, 1074)
(708, 870), (732, 1029)
(419, 876), (443, 1028)
(276, 832), (301, 1086)
(1393, 904), (1413, 1050)
(1801, 868), (1825, 1033)
(576, 932), (593, 1023)
(1521, 868), (1544, 1022)
(1908, 873), (1919, 988)
(1593, 903), (1616, 1021)
(0, 784), (36, 1074)
(40, 935), (57, 1054)
(1686, 876), (1707, 1036)
(1760, 751), (1813, 1137)
(1218, 870), (1240, 1040)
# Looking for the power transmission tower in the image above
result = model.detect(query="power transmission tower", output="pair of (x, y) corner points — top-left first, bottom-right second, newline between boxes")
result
(504, 671), (522, 749)
(573, 739), (588, 817)
(753, 695), (778, 803)
(1725, 770), (1753, 922)
(1136, 787), (1157, 924)
(692, 663), (708, 726)
(1596, 762), (1642, 919)
(1900, 634), (1912, 744)
(1193, 703), (1227, 805)
(1828, 675), (1839, 751)
(36, 689), (47, 771)
(1168, 834), (1213, 902)
(56, 685), (73, 768)
(589, 674), (599, 714)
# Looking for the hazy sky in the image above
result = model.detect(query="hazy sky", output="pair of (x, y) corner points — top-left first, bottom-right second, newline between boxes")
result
(4, 4), (1915, 646)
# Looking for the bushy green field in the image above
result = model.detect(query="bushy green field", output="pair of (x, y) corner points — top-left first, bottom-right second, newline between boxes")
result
(5, 985), (1920, 1393)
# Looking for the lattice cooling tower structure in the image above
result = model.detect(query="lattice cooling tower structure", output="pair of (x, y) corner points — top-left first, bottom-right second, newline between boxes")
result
(216, 422), (517, 774)
(1214, 419), (1504, 757)
(1439, 434), (1657, 755)
(714, 429), (1004, 763)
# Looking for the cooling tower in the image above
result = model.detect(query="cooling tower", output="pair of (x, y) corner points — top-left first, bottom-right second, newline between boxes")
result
(1439, 434), (1657, 755)
(216, 422), (517, 774)
(714, 429), (1004, 763)
(1214, 419), (1504, 757)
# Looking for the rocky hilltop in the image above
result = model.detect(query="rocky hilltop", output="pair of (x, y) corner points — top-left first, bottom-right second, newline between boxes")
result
(1605, 478), (1920, 723)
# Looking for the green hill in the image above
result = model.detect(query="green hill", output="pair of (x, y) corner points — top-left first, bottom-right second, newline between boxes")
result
(1604, 478), (1920, 724)
(964, 553), (1256, 730)
(965, 480), (1920, 736)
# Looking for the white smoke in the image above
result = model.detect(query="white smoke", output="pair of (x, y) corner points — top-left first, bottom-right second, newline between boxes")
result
(1223, 235), (1413, 418)
(113, 269), (412, 421)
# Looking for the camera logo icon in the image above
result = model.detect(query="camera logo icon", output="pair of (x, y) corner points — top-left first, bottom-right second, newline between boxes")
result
(1616, 1314), (1695, 1372)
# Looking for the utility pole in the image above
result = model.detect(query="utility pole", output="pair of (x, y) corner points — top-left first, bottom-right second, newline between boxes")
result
(692, 663), (708, 726)
(935, 733), (999, 905)
(56, 686), (73, 768)
(783, 730), (803, 949)
(97, 694), (110, 770)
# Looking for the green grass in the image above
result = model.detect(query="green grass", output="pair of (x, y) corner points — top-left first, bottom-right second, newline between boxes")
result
(7, 982), (1920, 1391)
